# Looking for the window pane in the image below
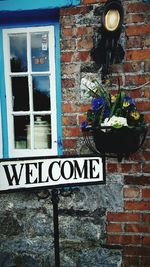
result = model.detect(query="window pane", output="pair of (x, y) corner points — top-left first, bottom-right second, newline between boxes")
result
(32, 76), (50, 111)
(10, 34), (27, 72)
(14, 116), (30, 149)
(34, 115), (51, 149)
(31, 32), (49, 72)
(12, 77), (29, 111)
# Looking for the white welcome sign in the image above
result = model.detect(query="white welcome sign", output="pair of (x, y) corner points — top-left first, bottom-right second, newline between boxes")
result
(0, 156), (105, 192)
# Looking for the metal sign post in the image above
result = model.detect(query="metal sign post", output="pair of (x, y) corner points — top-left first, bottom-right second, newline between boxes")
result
(51, 189), (60, 267)
(35, 187), (78, 267)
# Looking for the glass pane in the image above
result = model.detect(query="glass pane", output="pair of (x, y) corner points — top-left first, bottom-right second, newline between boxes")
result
(34, 115), (51, 149)
(32, 76), (50, 111)
(12, 77), (29, 111)
(10, 34), (27, 72)
(31, 32), (49, 72)
(14, 116), (30, 149)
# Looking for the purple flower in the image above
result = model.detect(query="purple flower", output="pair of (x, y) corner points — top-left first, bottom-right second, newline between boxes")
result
(124, 96), (135, 105)
(104, 107), (110, 118)
(92, 97), (105, 110)
(81, 121), (88, 129)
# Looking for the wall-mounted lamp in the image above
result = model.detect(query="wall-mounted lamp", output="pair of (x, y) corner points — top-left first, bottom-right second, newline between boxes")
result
(91, 0), (124, 80)
(104, 9), (120, 31)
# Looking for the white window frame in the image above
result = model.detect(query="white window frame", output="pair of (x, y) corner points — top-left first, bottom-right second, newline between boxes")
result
(3, 26), (58, 158)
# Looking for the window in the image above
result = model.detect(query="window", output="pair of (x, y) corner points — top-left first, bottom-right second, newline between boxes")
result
(3, 26), (59, 158)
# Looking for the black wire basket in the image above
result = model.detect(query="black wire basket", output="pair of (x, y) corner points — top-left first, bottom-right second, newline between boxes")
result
(82, 125), (147, 161)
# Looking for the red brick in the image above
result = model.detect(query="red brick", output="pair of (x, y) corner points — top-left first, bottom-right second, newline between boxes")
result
(125, 75), (149, 87)
(143, 36), (150, 47)
(143, 214), (150, 223)
(123, 187), (140, 199)
(125, 201), (150, 211)
(143, 163), (150, 173)
(107, 235), (141, 245)
(129, 152), (143, 162)
(144, 114), (150, 123)
(126, 49), (150, 61)
(142, 236), (150, 245)
(78, 115), (87, 125)
(125, 89), (141, 99)
(141, 256), (150, 267)
(126, 36), (142, 49)
(119, 163), (142, 173)
(73, 51), (91, 61)
(62, 115), (77, 126)
(142, 189), (150, 198)
(75, 26), (93, 36)
(125, 14), (145, 24)
(137, 101), (150, 111)
(60, 6), (90, 16)
(79, 104), (91, 112)
(61, 16), (75, 27)
(125, 224), (150, 233)
(144, 87), (150, 99)
(124, 246), (150, 256)
(107, 212), (141, 222)
(61, 78), (75, 88)
(123, 256), (140, 267)
(124, 175), (150, 186)
(126, 25), (150, 37)
(107, 223), (122, 233)
(61, 52), (74, 62)
(122, 62), (141, 73)
(77, 37), (93, 50)
(143, 139), (150, 150)
(62, 103), (78, 113)
(63, 139), (77, 149)
(62, 103), (73, 113)
(142, 152), (150, 161)
(61, 27), (74, 37)
(63, 127), (81, 137)
(107, 163), (118, 173)
(126, 3), (150, 13)
(63, 150), (77, 155)
(61, 39), (76, 50)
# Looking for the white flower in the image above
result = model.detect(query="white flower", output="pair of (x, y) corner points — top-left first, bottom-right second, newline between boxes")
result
(81, 77), (96, 90)
(103, 116), (128, 127)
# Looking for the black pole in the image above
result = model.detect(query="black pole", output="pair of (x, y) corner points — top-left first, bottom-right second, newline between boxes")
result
(51, 189), (60, 267)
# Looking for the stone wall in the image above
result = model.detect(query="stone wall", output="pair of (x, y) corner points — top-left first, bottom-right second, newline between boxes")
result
(0, 0), (150, 266)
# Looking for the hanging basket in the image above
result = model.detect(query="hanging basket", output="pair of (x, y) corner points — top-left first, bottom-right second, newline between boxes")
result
(82, 126), (147, 161)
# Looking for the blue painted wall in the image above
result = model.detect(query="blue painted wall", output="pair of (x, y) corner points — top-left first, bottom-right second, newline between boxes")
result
(0, 0), (80, 11)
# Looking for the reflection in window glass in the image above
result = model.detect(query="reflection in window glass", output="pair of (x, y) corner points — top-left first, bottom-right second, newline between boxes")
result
(34, 115), (51, 149)
(14, 116), (30, 149)
(32, 76), (50, 111)
(10, 34), (27, 72)
(12, 77), (29, 111)
(31, 32), (49, 72)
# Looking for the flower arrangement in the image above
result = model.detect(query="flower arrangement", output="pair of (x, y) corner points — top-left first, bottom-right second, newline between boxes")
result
(81, 77), (147, 161)
(81, 77), (146, 130)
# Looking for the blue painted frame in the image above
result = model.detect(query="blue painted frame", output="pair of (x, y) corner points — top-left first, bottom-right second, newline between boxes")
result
(0, 30), (9, 158)
(0, 0), (80, 11)
(0, 9), (63, 157)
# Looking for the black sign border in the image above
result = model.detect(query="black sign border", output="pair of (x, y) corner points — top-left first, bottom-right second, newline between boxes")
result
(0, 154), (106, 194)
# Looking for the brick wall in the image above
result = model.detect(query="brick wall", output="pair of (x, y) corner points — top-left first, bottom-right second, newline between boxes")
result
(60, 0), (150, 266)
